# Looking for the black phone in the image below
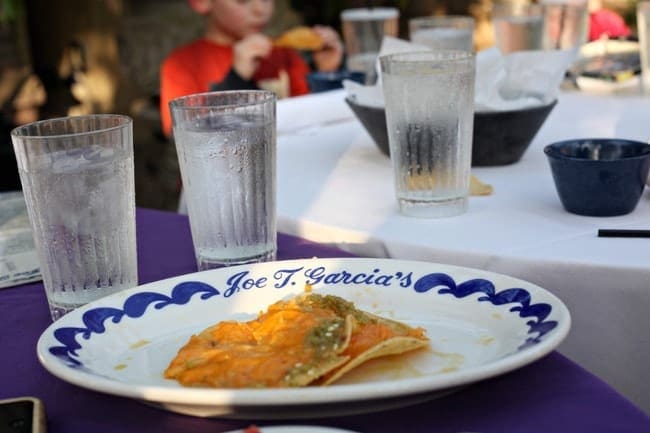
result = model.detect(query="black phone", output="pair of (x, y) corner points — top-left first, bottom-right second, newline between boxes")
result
(0, 397), (46, 433)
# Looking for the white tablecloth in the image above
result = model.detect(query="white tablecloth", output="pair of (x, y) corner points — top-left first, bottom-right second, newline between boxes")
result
(276, 89), (650, 413)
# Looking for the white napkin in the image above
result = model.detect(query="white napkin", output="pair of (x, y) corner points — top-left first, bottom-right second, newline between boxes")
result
(344, 36), (576, 112)
(474, 47), (575, 110)
(343, 36), (428, 108)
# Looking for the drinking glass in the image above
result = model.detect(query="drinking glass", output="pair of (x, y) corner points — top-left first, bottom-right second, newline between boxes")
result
(493, 1), (588, 54)
(638, 1), (650, 94)
(409, 16), (475, 51)
(341, 7), (400, 84)
(540, 1), (589, 52)
(380, 51), (476, 218)
(11, 115), (137, 321)
(169, 90), (276, 270)
(492, 3), (545, 53)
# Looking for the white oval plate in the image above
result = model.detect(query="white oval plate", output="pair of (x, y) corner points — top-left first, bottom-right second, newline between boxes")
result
(224, 427), (358, 433)
(37, 258), (570, 419)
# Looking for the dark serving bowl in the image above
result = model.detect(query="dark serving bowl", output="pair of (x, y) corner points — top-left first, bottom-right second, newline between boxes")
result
(544, 138), (650, 216)
(345, 98), (390, 156)
(472, 100), (557, 166)
(345, 97), (557, 166)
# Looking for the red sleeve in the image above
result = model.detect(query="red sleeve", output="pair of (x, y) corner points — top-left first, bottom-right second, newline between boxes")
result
(161, 43), (310, 136)
(255, 47), (311, 97)
(160, 53), (201, 138)
(286, 49), (311, 97)
(159, 41), (233, 137)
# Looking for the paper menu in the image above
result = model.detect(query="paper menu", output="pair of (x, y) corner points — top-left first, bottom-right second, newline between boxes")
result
(0, 191), (41, 289)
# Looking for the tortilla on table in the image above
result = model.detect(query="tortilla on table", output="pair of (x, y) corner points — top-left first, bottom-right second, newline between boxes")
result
(274, 26), (324, 51)
(311, 298), (429, 385)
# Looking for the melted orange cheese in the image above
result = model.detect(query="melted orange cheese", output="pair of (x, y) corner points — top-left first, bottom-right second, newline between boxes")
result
(165, 302), (344, 388)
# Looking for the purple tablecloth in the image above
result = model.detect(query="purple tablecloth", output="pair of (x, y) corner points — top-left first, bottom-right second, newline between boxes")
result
(1, 208), (648, 433)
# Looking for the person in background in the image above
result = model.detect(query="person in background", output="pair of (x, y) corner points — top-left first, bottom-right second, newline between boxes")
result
(0, 68), (47, 191)
(159, 0), (343, 137)
(588, 0), (631, 41)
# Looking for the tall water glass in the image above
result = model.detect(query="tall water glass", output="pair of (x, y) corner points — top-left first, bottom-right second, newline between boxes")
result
(493, 2), (588, 54)
(341, 7), (399, 84)
(409, 16), (475, 51)
(170, 90), (276, 270)
(380, 51), (475, 218)
(638, 1), (650, 94)
(11, 115), (137, 321)
(540, 1), (588, 53)
(492, 4), (545, 53)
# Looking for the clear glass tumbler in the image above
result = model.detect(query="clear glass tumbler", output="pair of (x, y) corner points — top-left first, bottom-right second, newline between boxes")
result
(409, 16), (475, 51)
(492, 4), (545, 54)
(540, 1), (588, 52)
(169, 90), (277, 270)
(380, 51), (476, 218)
(492, 2), (588, 54)
(341, 7), (400, 84)
(637, 1), (650, 94)
(11, 115), (137, 321)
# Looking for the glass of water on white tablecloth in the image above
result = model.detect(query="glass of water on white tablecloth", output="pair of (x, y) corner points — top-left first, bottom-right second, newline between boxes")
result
(409, 15), (475, 51)
(638, 1), (650, 94)
(380, 51), (476, 218)
(539, 1), (588, 52)
(341, 7), (399, 84)
(492, 3), (545, 54)
(493, 1), (588, 54)
(11, 115), (137, 321)
(170, 90), (277, 270)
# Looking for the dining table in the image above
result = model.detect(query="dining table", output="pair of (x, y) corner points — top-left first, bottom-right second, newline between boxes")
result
(274, 88), (650, 415)
(0, 208), (648, 432)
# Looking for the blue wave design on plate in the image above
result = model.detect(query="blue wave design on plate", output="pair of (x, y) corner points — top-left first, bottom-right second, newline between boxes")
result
(48, 281), (220, 367)
(48, 270), (558, 370)
(413, 273), (557, 349)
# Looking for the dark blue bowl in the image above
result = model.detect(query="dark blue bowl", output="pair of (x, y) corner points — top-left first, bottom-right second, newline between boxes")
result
(544, 138), (650, 216)
(307, 71), (365, 93)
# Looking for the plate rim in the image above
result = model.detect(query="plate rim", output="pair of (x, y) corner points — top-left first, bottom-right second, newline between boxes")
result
(36, 257), (571, 408)
(222, 426), (360, 433)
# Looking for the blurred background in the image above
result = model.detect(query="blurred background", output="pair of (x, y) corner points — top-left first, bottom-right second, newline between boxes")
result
(0, 0), (639, 210)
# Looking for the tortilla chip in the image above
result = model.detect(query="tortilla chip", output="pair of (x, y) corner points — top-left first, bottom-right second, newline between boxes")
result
(405, 173), (493, 196)
(164, 297), (352, 388)
(319, 311), (429, 385)
(274, 26), (324, 51)
(165, 293), (428, 388)
(470, 174), (493, 196)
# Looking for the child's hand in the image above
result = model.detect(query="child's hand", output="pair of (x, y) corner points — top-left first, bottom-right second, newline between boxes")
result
(233, 34), (272, 79)
(312, 26), (343, 72)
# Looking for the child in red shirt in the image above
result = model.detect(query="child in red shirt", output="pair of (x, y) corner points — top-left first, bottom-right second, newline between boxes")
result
(160, 0), (343, 136)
